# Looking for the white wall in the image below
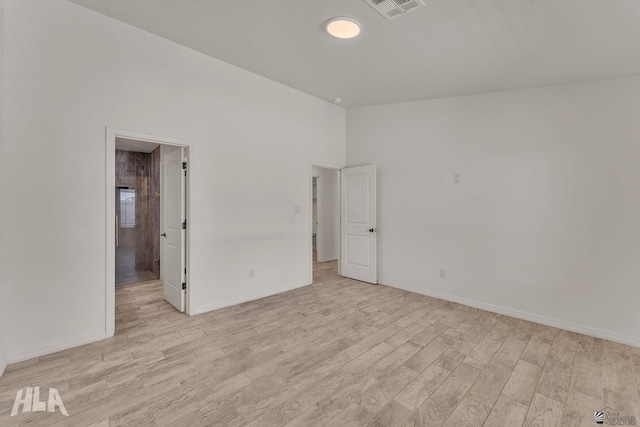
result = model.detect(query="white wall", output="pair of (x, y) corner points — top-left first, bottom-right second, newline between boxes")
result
(312, 166), (340, 262)
(2, 0), (345, 362)
(348, 76), (640, 347)
(0, 0), (7, 376)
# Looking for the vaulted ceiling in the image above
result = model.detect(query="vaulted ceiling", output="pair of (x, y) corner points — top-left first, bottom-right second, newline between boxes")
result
(69, 0), (640, 107)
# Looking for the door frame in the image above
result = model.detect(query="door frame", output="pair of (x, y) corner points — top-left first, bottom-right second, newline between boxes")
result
(309, 162), (342, 284)
(106, 127), (193, 337)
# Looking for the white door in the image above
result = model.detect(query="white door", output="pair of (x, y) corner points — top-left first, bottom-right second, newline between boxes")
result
(161, 147), (186, 312)
(340, 164), (377, 284)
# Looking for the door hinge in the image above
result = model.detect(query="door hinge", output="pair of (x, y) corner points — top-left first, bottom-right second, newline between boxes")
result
(184, 268), (187, 274)
(182, 161), (187, 170)
(182, 282), (186, 290)
(182, 220), (187, 230)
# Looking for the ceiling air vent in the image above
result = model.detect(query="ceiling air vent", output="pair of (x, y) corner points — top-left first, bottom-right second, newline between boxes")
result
(364, 0), (425, 20)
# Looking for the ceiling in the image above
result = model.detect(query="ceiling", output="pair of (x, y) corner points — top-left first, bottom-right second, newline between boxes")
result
(115, 137), (159, 153)
(69, 0), (640, 108)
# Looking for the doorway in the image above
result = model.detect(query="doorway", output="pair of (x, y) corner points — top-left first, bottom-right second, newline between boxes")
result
(310, 163), (379, 285)
(311, 165), (340, 283)
(106, 128), (192, 338)
(115, 144), (161, 286)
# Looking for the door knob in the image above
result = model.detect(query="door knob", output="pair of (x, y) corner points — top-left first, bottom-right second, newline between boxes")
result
(161, 233), (167, 237)
(369, 228), (376, 233)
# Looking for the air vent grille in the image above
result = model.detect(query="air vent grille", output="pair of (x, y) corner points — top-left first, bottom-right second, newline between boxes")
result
(364, 0), (425, 20)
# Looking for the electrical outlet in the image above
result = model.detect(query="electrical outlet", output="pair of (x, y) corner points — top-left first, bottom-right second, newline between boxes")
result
(453, 173), (461, 184)
(294, 205), (301, 214)
(249, 269), (255, 279)
(439, 269), (447, 279)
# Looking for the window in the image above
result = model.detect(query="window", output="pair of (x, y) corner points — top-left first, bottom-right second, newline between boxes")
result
(120, 189), (136, 228)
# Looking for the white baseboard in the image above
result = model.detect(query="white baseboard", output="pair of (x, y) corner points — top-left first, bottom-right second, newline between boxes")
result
(379, 277), (640, 348)
(6, 331), (108, 364)
(317, 256), (338, 263)
(194, 279), (311, 315)
(0, 353), (7, 378)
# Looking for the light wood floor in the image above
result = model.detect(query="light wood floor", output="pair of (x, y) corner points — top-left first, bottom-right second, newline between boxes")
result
(1, 261), (639, 426)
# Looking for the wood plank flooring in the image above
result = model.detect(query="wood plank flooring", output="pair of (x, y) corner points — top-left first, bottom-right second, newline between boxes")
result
(1, 261), (639, 426)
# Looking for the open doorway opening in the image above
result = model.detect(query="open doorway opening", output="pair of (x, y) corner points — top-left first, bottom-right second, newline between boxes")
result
(311, 165), (340, 283)
(115, 142), (161, 285)
(113, 138), (188, 307)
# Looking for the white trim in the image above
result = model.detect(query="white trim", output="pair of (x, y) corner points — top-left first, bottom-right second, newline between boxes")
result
(193, 280), (311, 315)
(106, 127), (194, 338)
(6, 331), (108, 364)
(309, 162), (343, 283)
(379, 277), (640, 348)
(0, 353), (7, 377)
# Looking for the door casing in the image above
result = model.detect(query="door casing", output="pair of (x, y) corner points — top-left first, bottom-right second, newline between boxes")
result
(106, 127), (193, 338)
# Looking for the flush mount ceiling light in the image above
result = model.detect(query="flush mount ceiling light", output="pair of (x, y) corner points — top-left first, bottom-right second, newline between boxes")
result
(326, 17), (361, 39)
